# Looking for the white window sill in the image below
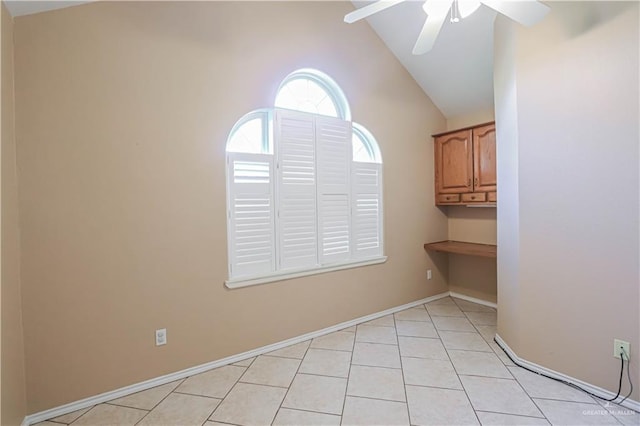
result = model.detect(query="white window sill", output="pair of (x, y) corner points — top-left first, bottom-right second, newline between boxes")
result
(225, 256), (388, 289)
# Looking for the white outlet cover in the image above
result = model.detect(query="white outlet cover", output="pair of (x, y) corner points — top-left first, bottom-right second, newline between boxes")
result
(613, 339), (630, 359)
(156, 328), (167, 346)
(427, 269), (432, 280)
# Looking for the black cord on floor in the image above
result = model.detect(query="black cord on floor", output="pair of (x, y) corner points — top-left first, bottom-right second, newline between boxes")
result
(494, 337), (637, 411)
(618, 348), (634, 405)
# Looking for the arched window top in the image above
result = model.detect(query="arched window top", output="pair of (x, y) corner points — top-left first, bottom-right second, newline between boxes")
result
(352, 123), (382, 164)
(275, 68), (351, 121)
(225, 70), (383, 286)
(226, 110), (271, 154)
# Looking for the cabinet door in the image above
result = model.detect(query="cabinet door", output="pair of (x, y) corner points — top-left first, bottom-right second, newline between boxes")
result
(435, 129), (473, 194)
(473, 124), (496, 192)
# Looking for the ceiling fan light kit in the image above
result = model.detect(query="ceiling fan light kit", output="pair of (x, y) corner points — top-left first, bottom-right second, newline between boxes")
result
(345, 0), (550, 55)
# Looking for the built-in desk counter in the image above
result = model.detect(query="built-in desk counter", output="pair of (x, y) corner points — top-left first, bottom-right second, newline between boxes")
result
(423, 240), (496, 258)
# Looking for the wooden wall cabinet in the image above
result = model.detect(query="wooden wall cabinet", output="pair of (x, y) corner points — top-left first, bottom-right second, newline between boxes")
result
(434, 122), (496, 206)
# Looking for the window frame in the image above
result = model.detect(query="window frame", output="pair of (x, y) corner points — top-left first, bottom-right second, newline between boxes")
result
(225, 256), (386, 288)
(275, 68), (352, 121)
(225, 71), (384, 289)
(226, 109), (272, 154)
(352, 123), (383, 164)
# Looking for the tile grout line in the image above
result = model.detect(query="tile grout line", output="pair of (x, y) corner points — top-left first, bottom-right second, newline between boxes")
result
(456, 373), (517, 380)
(358, 324), (396, 329)
(460, 305), (506, 371)
(202, 418), (243, 426)
(172, 390), (225, 399)
(353, 340), (398, 347)
(132, 378), (195, 426)
(104, 401), (152, 411)
(105, 378), (185, 413)
(260, 353), (308, 361)
(237, 380), (292, 390)
(273, 340), (313, 425)
(445, 347), (513, 380)
(66, 405), (96, 426)
(206, 363), (252, 422)
(232, 356), (257, 368)
(461, 302), (552, 424)
(43, 420), (68, 425)
(350, 363), (402, 370)
(309, 346), (354, 353)
(394, 308), (412, 424)
(310, 331), (355, 353)
(530, 396), (609, 406)
(529, 397), (562, 424)
(284, 371), (350, 380)
(338, 323), (357, 425)
(474, 409), (549, 420)
(270, 406), (342, 419)
(400, 381), (465, 392)
(502, 367), (605, 408)
(436, 298), (482, 426)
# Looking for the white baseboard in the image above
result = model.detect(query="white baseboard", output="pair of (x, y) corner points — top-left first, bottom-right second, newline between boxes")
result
(448, 291), (497, 309)
(495, 334), (640, 413)
(23, 292), (450, 425)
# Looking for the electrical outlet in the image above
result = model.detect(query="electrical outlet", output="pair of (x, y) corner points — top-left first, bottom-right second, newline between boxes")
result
(613, 339), (630, 359)
(427, 269), (432, 280)
(156, 328), (167, 346)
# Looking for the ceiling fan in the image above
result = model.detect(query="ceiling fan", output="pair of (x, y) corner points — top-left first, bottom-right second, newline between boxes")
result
(344, 0), (550, 55)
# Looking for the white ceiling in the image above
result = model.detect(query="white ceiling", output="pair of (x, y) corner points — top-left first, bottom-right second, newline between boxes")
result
(352, 0), (497, 119)
(4, 0), (496, 119)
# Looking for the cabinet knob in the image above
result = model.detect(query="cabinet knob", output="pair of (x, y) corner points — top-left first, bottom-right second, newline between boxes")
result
(471, 196), (476, 200)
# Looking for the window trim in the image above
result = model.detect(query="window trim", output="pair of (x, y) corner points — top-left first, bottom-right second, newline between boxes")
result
(225, 255), (387, 289)
(275, 68), (352, 121)
(352, 123), (383, 163)
(225, 69), (384, 287)
(226, 109), (272, 154)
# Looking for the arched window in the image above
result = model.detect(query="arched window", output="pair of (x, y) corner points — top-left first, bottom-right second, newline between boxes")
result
(275, 69), (351, 120)
(352, 124), (382, 163)
(226, 111), (270, 154)
(225, 69), (384, 287)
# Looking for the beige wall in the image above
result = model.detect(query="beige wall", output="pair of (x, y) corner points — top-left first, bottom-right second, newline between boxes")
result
(447, 207), (497, 303)
(494, 11), (521, 351)
(1, 2), (27, 424)
(443, 110), (497, 303)
(495, 1), (639, 401)
(446, 107), (495, 131)
(14, 1), (448, 412)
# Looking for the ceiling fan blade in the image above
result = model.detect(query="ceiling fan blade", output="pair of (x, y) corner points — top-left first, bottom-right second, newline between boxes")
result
(480, 0), (550, 26)
(412, 1), (453, 55)
(344, 0), (406, 23)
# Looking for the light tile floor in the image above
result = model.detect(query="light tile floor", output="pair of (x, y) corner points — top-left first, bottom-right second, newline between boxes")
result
(38, 297), (639, 426)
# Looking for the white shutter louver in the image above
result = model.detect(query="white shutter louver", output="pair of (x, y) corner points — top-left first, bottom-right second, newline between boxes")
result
(316, 116), (352, 264)
(275, 109), (318, 270)
(227, 152), (276, 278)
(352, 162), (383, 259)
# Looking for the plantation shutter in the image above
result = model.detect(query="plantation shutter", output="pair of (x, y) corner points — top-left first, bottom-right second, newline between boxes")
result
(227, 152), (276, 278)
(274, 109), (319, 270)
(316, 116), (352, 264)
(352, 162), (383, 259)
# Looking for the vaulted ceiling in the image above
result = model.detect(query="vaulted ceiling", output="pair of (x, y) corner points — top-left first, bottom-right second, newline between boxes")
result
(4, 0), (497, 119)
(351, 0), (497, 119)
